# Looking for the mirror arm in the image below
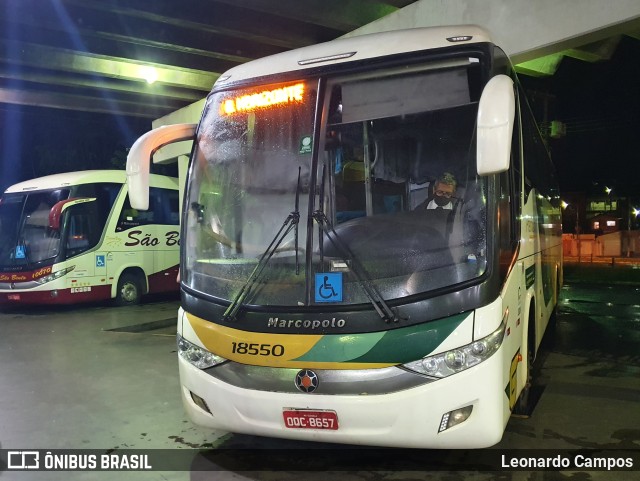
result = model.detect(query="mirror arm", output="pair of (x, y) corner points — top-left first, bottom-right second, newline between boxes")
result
(126, 123), (197, 210)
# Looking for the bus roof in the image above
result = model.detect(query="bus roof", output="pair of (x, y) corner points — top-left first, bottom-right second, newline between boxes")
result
(4, 170), (178, 193)
(214, 25), (492, 87)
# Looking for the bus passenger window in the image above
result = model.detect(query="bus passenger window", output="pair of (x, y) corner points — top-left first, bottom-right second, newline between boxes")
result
(65, 211), (98, 259)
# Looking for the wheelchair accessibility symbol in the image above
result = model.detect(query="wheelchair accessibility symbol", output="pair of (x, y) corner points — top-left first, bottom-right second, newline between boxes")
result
(315, 273), (343, 303)
(96, 255), (105, 267)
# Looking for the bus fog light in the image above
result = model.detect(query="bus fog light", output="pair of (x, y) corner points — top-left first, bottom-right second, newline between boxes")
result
(190, 392), (212, 414)
(438, 405), (473, 433)
(50, 290), (58, 298)
(177, 334), (227, 369)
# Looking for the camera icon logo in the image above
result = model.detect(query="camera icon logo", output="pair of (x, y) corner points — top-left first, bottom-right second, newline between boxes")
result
(7, 451), (40, 469)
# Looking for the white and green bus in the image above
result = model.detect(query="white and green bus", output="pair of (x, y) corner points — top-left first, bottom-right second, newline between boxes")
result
(0, 170), (180, 306)
(127, 25), (562, 448)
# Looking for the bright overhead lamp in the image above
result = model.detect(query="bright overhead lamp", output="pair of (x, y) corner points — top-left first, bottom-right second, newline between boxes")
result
(139, 65), (159, 84)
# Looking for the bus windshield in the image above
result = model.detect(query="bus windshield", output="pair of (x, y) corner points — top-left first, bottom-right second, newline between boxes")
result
(185, 60), (488, 307)
(0, 189), (70, 268)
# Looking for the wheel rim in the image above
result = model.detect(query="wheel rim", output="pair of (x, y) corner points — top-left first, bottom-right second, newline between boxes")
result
(121, 282), (138, 303)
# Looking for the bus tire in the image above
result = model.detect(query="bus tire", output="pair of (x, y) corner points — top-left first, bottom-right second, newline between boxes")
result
(115, 273), (143, 306)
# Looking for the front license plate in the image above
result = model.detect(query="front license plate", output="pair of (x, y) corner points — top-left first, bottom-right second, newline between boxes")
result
(7, 294), (20, 301)
(283, 409), (339, 430)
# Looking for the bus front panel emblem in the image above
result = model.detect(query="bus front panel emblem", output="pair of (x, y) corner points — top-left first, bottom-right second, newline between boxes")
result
(295, 369), (319, 393)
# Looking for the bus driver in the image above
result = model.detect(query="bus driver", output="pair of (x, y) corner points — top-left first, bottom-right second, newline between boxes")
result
(416, 172), (457, 210)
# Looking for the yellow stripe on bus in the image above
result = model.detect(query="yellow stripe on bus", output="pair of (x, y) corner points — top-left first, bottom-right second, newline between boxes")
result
(186, 312), (395, 369)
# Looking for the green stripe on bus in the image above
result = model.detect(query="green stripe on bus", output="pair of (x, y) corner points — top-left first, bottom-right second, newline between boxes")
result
(293, 312), (468, 364)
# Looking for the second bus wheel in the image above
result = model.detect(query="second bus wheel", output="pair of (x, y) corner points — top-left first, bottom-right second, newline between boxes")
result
(115, 273), (143, 306)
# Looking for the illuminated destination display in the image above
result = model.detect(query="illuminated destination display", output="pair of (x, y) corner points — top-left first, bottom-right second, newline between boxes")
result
(221, 83), (305, 115)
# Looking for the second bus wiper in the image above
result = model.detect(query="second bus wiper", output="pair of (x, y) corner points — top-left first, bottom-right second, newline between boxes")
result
(223, 168), (302, 322)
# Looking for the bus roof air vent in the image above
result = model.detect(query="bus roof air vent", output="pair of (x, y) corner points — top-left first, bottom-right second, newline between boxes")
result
(298, 51), (357, 66)
(447, 36), (473, 43)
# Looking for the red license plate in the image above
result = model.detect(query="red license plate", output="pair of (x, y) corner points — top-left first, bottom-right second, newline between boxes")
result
(283, 409), (339, 430)
(7, 294), (20, 301)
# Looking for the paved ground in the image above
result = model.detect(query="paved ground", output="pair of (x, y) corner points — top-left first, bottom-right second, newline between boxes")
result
(0, 275), (639, 480)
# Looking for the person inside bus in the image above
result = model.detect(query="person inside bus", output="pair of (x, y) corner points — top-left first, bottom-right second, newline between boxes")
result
(415, 172), (457, 210)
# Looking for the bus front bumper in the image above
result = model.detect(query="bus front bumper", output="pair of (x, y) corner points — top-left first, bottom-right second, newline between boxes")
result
(0, 285), (111, 305)
(178, 346), (512, 449)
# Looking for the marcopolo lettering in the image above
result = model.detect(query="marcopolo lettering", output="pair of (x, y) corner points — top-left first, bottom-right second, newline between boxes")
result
(268, 317), (346, 330)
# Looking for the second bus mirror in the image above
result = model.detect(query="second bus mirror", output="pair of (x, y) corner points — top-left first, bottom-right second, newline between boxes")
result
(476, 74), (515, 176)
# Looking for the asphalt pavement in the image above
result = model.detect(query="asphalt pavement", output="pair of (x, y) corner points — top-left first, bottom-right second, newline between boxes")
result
(0, 269), (639, 480)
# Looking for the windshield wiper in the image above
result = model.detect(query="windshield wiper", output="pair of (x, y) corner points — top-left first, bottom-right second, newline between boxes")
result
(293, 167), (301, 275)
(312, 210), (400, 323)
(223, 167), (302, 322)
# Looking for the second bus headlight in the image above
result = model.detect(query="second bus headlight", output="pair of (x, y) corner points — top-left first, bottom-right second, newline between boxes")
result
(403, 321), (505, 378)
(34, 266), (75, 285)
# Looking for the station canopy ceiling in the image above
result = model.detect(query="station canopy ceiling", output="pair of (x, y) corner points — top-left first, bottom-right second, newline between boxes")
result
(2, 0), (639, 122)
(0, 0), (419, 120)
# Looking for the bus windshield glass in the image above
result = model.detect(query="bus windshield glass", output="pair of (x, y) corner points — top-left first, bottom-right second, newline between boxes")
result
(0, 189), (70, 268)
(185, 61), (488, 307)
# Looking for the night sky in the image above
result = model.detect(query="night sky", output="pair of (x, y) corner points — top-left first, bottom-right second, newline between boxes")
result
(0, 104), (151, 193)
(1, 35), (639, 197)
(524, 35), (640, 197)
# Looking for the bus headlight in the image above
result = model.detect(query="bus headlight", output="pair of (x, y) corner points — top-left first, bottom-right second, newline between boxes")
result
(34, 266), (75, 285)
(403, 321), (505, 378)
(177, 334), (227, 369)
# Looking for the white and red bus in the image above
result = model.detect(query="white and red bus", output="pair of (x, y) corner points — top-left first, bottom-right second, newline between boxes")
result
(128, 26), (562, 448)
(0, 170), (180, 306)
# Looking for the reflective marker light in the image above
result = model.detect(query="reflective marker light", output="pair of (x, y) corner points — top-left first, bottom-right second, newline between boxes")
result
(190, 392), (212, 414)
(403, 320), (505, 378)
(439, 406), (473, 432)
(177, 334), (227, 369)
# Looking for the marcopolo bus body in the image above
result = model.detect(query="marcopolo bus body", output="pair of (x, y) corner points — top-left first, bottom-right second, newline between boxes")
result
(127, 26), (562, 448)
(0, 170), (180, 306)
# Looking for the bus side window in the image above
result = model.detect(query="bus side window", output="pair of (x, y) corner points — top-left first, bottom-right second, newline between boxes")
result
(497, 88), (522, 280)
(167, 190), (180, 225)
(145, 187), (180, 225)
(117, 195), (155, 230)
(116, 187), (178, 230)
(65, 205), (100, 259)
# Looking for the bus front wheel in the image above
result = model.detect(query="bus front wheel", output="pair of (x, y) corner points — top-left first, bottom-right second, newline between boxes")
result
(115, 273), (142, 306)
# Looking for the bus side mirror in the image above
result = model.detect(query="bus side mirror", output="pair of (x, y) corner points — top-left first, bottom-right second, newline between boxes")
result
(48, 197), (96, 230)
(126, 123), (197, 210)
(476, 74), (515, 176)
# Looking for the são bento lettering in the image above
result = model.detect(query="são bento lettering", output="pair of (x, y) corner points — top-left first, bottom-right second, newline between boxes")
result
(125, 230), (180, 247)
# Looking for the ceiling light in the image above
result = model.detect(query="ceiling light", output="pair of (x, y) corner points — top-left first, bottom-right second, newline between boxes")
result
(139, 66), (158, 84)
